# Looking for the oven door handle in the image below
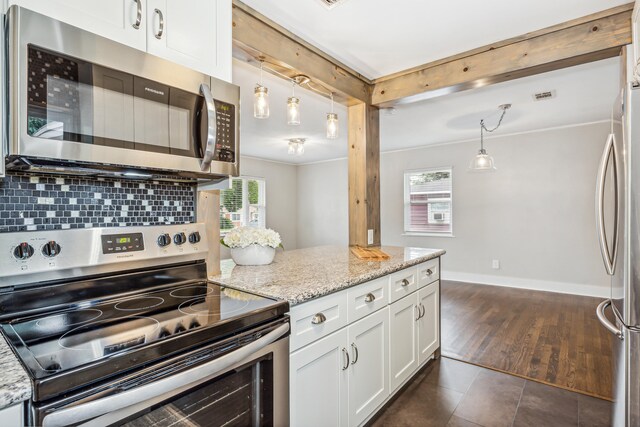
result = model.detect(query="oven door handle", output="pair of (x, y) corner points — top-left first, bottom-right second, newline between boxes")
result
(42, 323), (289, 427)
(199, 83), (217, 172)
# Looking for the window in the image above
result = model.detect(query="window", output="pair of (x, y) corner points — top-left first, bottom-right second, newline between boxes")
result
(404, 167), (453, 235)
(220, 177), (266, 233)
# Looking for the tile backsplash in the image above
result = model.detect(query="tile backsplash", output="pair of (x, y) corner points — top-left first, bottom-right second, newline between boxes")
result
(0, 173), (196, 233)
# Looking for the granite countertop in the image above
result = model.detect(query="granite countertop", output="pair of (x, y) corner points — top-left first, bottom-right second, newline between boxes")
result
(0, 333), (31, 410)
(210, 245), (445, 306)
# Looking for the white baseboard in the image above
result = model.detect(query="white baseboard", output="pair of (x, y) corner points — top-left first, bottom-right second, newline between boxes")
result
(441, 271), (609, 298)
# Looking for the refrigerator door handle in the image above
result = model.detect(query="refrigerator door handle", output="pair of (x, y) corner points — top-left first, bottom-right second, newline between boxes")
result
(597, 299), (624, 340)
(595, 133), (619, 276)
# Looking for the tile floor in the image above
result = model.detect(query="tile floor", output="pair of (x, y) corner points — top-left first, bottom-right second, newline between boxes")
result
(368, 357), (612, 427)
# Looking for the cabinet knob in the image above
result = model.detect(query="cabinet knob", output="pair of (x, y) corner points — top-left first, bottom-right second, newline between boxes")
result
(364, 293), (376, 303)
(426, 268), (433, 276)
(401, 278), (410, 287)
(311, 313), (327, 325)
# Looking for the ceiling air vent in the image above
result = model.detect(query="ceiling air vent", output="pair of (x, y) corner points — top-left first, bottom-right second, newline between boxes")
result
(317, 0), (349, 10)
(532, 90), (556, 101)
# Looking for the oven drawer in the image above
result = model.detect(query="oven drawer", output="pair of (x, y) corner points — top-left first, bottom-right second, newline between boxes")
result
(347, 277), (388, 323)
(389, 267), (418, 303)
(290, 292), (348, 352)
(416, 259), (439, 288)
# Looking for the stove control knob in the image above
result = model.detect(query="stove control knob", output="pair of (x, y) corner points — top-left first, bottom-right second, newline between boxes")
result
(158, 328), (171, 338)
(174, 324), (186, 334)
(188, 232), (201, 244)
(42, 241), (61, 258)
(157, 233), (171, 247)
(173, 232), (186, 246)
(13, 242), (34, 260)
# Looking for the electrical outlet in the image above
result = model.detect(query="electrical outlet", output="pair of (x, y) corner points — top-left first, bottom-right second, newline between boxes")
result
(492, 259), (500, 269)
(367, 229), (374, 245)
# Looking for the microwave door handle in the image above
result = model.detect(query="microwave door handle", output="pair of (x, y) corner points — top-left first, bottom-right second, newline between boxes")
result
(199, 83), (217, 172)
(42, 323), (289, 427)
(596, 133), (616, 275)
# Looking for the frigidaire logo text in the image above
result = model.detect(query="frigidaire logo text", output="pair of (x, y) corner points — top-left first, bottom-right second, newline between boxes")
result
(144, 87), (165, 96)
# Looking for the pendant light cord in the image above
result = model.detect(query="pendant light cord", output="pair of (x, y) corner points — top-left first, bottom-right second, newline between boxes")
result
(480, 107), (508, 151)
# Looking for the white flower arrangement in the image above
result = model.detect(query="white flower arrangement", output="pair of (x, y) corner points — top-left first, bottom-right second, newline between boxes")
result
(221, 226), (283, 249)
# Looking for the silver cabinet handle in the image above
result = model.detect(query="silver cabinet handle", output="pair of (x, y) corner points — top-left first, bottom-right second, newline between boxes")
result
(311, 313), (327, 325)
(43, 323), (289, 427)
(342, 348), (350, 370)
(154, 8), (165, 39)
(132, 0), (142, 29)
(419, 303), (425, 319)
(401, 278), (410, 287)
(415, 305), (420, 321)
(596, 299), (624, 340)
(426, 268), (433, 276)
(199, 83), (217, 172)
(595, 133), (618, 276)
(351, 343), (359, 365)
(364, 293), (376, 303)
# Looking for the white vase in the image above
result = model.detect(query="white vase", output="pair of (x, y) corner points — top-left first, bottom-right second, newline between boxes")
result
(230, 244), (276, 266)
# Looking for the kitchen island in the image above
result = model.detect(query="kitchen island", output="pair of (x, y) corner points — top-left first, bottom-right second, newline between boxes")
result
(209, 245), (445, 305)
(211, 245), (445, 427)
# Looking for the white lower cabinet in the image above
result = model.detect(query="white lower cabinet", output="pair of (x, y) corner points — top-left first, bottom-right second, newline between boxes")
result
(389, 292), (419, 392)
(0, 404), (23, 426)
(290, 328), (349, 427)
(417, 282), (440, 364)
(289, 258), (441, 427)
(348, 308), (389, 426)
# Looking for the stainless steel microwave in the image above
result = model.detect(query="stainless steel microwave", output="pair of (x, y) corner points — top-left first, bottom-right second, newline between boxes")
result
(1, 6), (239, 181)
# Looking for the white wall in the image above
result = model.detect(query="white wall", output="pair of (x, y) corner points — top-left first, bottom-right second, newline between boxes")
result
(296, 159), (349, 248)
(221, 156), (298, 259)
(294, 122), (612, 297)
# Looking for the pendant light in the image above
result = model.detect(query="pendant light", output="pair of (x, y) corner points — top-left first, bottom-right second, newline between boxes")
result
(326, 93), (338, 139)
(287, 138), (306, 155)
(253, 60), (269, 119)
(468, 104), (511, 172)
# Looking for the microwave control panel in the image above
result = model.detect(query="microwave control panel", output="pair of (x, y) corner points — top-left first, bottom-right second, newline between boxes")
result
(214, 100), (236, 163)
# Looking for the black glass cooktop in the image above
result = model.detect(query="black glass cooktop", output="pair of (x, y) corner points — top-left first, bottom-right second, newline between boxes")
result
(0, 263), (288, 402)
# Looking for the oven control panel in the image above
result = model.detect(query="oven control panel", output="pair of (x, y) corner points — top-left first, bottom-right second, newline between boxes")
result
(0, 224), (209, 287)
(101, 233), (144, 254)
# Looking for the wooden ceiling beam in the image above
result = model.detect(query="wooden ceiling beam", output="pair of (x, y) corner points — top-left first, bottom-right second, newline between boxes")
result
(371, 3), (634, 107)
(231, 0), (371, 106)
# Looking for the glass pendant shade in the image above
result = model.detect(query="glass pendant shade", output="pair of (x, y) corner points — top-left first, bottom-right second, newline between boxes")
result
(287, 139), (305, 155)
(287, 97), (300, 125)
(253, 85), (269, 119)
(326, 113), (339, 139)
(468, 148), (497, 172)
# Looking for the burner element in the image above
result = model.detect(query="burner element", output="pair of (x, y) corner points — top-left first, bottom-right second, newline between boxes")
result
(114, 296), (165, 311)
(169, 285), (215, 298)
(35, 309), (103, 330)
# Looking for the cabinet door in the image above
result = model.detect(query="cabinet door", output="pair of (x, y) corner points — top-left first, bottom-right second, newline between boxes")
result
(389, 293), (419, 392)
(146, 0), (232, 81)
(0, 404), (23, 426)
(418, 281), (440, 364)
(9, 0), (147, 50)
(348, 307), (389, 427)
(290, 329), (349, 427)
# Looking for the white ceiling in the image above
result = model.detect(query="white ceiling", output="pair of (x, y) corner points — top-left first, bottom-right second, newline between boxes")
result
(240, 0), (628, 80)
(233, 58), (348, 164)
(234, 57), (619, 164)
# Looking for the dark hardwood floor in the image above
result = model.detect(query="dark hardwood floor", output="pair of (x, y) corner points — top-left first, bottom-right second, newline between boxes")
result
(440, 281), (614, 400)
(369, 357), (612, 427)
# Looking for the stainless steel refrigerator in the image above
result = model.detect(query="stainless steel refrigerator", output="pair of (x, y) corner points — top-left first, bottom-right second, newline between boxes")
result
(596, 49), (640, 427)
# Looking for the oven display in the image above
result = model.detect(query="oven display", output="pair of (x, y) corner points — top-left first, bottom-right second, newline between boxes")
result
(101, 233), (144, 254)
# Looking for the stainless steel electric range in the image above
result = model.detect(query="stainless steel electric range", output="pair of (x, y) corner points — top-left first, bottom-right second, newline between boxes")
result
(0, 224), (290, 427)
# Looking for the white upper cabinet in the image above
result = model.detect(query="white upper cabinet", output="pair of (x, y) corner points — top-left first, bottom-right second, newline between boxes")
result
(7, 0), (232, 81)
(146, 0), (231, 81)
(9, 0), (147, 50)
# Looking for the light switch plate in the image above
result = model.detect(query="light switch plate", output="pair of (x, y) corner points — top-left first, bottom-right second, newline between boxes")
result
(367, 229), (374, 245)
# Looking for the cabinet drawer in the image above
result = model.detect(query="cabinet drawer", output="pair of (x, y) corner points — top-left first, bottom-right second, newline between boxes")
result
(388, 267), (418, 303)
(416, 259), (439, 288)
(290, 292), (348, 351)
(347, 277), (388, 323)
